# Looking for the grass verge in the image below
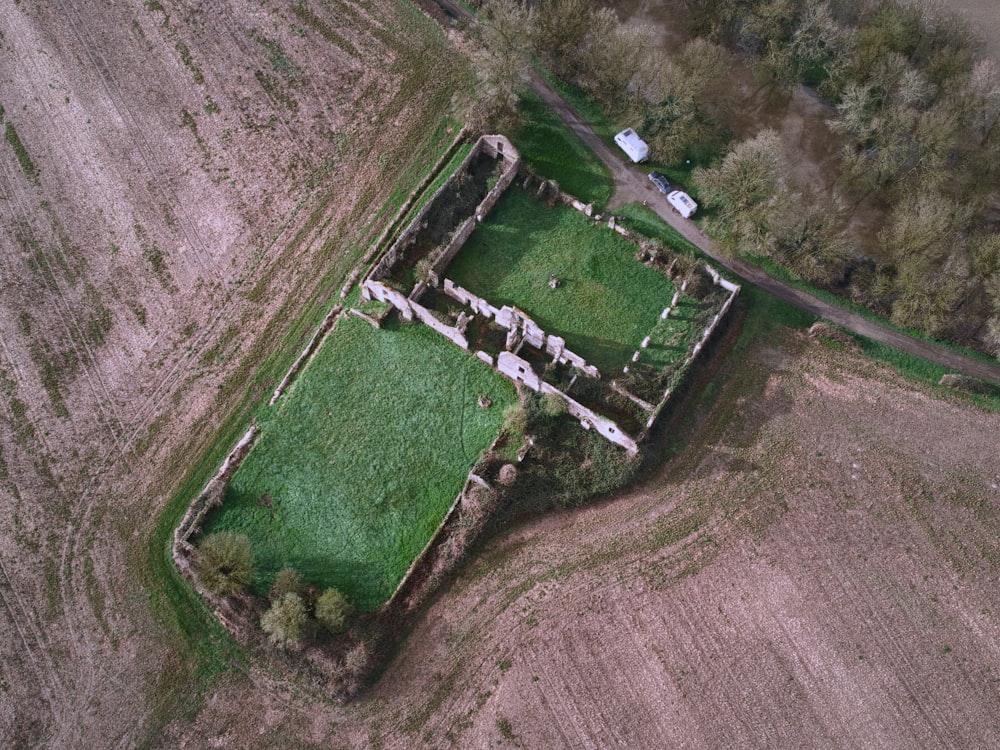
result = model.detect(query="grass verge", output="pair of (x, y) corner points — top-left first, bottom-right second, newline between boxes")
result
(514, 87), (613, 207)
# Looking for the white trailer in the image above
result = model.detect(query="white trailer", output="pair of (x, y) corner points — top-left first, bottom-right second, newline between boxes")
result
(667, 190), (698, 218)
(614, 128), (649, 163)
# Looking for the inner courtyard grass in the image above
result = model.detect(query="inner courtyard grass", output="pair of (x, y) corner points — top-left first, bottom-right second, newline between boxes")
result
(203, 315), (516, 611)
(447, 186), (678, 374)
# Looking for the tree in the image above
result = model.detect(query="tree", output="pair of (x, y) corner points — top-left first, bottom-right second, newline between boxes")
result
(269, 567), (304, 601)
(315, 588), (352, 635)
(881, 191), (974, 337)
(261, 592), (308, 649)
(469, 0), (534, 131)
(531, 0), (596, 78)
(769, 191), (851, 285)
(693, 129), (793, 256)
(573, 11), (653, 110)
(637, 39), (735, 164)
(194, 532), (254, 597)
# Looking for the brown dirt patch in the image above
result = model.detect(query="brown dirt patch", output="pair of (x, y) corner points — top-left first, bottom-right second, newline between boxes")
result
(166, 325), (1000, 748)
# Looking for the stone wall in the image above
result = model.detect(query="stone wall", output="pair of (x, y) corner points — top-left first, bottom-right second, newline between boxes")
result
(497, 352), (638, 454)
(443, 279), (500, 319)
(429, 217), (477, 282)
(426, 135), (521, 284)
(637, 265), (741, 442)
(367, 137), (484, 283)
(270, 304), (344, 405)
(363, 279), (414, 321)
(172, 422), (260, 568)
(411, 300), (469, 350)
(369, 134), (521, 288)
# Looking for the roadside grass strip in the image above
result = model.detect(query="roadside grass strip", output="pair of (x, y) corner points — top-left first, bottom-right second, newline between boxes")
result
(515, 89), (613, 208)
(447, 186), (676, 374)
(204, 315), (516, 611)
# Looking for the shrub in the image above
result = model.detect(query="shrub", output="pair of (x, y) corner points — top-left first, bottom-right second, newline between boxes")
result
(315, 587), (352, 635)
(261, 592), (308, 648)
(540, 391), (567, 418)
(269, 567), (304, 601)
(194, 532), (254, 597)
(502, 404), (528, 436)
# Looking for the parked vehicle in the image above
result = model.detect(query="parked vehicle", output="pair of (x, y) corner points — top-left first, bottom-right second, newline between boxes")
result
(667, 190), (698, 218)
(648, 171), (671, 194)
(614, 128), (649, 163)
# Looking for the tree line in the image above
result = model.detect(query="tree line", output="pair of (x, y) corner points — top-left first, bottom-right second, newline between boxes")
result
(469, 0), (1000, 356)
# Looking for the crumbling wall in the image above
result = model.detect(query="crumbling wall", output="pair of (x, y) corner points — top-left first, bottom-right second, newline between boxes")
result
(363, 279), (414, 321)
(411, 300), (469, 349)
(443, 279), (500, 318)
(172, 422), (260, 567)
(637, 265), (741, 442)
(552, 385), (639, 454)
(370, 135), (522, 289)
(426, 135), (521, 284)
(367, 136), (487, 283)
(497, 352), (638, 454)
(497, 351), (542, 390)
(429, 217), (477, 282)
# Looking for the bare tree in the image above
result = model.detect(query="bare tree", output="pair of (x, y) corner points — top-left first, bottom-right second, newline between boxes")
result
(881, 191), (974, 337)
(468, 0), (535, 131)
(261, 592), (308, 649)
(693, 129), (794, 255)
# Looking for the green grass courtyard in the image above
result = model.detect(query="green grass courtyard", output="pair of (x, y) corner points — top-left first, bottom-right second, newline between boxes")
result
(447, 186), (684, 374)
(203, 315), (516, 611)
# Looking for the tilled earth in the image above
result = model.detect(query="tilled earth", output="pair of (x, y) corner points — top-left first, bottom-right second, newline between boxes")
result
(171, 330), (1000, 748)
(3, 1), (1000, 748)
(0, 0), (468, 745)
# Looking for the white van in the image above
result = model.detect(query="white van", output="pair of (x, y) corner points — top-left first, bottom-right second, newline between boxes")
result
(614, 128), (649, 163)
(667, 190), (697, 218)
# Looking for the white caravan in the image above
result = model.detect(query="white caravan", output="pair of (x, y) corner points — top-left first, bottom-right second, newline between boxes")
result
(614, 128), (649, 163)
(667, 190), (698, 218)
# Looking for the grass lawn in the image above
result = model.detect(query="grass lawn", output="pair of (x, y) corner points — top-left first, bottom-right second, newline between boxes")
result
(203, 315), (516, 611)
(514, 88), (613, 208)
(447, 186), (678, 373)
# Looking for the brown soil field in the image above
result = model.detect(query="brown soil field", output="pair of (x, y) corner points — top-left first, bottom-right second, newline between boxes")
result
(0, 0), (471, 745)
(161, 313), (1000, 748)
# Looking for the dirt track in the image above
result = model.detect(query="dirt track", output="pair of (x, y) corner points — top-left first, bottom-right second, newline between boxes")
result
(528, 69), (1000, 385)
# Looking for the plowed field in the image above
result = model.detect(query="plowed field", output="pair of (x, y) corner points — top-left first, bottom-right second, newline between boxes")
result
(0, 0), (470, 745)
(166, 323), (1000, 748)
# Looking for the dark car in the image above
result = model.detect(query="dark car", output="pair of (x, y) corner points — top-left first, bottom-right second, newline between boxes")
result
(648, 171), (671, 194)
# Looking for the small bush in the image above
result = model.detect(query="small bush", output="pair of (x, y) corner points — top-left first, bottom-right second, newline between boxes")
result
(540, 391), (567, 418)
(269, 567), (304, 601)
(261, 592), (308, 649)
(315, 587), (352, 635)
(194, 532), (254, 597)
(502, 404), (528, 436)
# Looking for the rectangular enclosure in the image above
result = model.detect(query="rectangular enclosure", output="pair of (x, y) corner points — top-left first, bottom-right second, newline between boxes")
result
(446, 186), (681, 374)
(203, 315), (516, 611)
